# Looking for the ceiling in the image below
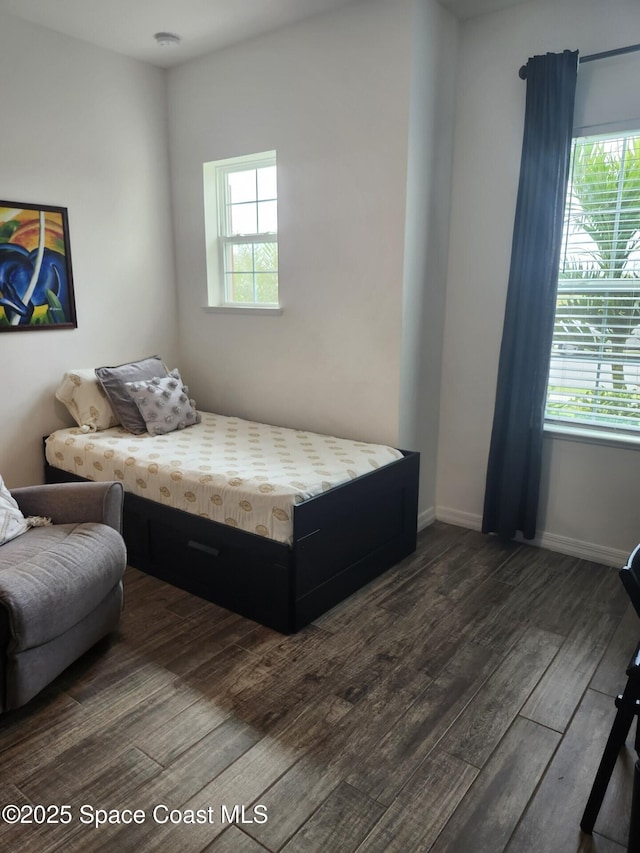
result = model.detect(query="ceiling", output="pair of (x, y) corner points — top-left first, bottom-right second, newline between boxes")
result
(0, 0), (529, 68)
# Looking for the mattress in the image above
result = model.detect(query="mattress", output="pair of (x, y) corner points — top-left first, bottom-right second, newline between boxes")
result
(45, 412), (403, 545)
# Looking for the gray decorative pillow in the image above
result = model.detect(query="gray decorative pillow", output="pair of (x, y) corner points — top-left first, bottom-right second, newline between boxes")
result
(95, 356), (168, 434)
(125, 369), (201, 436)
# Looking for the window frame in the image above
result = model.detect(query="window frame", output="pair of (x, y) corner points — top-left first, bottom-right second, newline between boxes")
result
(203, 150), (280, 312)
(544, 128), (640, 441)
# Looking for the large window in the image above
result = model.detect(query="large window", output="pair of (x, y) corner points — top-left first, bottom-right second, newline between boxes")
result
(545, 131), (640, 434)
(203, 151), (278, 308)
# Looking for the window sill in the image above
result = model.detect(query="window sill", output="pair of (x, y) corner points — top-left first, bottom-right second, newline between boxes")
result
(544, 422), (640, 450)
(202, 305), (283, 316)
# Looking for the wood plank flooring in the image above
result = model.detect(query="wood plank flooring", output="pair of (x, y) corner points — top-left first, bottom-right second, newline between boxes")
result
(0, 522), (636, 852)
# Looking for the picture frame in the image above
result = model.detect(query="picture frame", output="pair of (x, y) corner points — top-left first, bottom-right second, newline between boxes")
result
(0, 200), (76, 331)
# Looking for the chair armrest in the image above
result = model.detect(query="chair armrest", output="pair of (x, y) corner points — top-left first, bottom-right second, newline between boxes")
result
(11, 481), (124, 533)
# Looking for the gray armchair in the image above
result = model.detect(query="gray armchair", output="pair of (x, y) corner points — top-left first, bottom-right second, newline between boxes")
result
(0, 481), (127, 712)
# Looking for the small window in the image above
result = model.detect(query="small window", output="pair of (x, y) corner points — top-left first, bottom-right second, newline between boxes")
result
(545, 131), (640, 435)
(203, 151), (278, 308)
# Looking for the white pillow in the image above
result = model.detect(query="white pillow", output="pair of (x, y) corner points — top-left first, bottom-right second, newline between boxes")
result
(0, 476), (29, 546)
(125, 369), (201, 436)
(55, 370), (119, 432)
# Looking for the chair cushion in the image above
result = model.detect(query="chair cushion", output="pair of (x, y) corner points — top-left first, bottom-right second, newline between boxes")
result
(0, 523), (126, 652)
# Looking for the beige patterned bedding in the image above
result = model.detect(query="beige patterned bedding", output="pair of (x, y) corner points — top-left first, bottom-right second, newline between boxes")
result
(45, 412), (403, 545)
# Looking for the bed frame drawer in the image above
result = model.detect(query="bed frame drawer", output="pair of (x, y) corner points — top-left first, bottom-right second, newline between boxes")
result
(131, 496), (293, 631)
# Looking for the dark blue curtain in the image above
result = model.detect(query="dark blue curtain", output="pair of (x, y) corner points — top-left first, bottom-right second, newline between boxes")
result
(482, 50), (579, 541)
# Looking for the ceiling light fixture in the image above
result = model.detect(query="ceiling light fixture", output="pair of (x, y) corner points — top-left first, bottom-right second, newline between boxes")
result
(154, 32), (181, 48)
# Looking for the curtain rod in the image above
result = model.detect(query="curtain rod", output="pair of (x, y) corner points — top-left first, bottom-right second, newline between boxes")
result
(518, 42), (640, 79)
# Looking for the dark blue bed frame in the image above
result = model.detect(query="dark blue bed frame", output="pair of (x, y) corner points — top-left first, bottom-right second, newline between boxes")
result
(45, 448), (419, 633)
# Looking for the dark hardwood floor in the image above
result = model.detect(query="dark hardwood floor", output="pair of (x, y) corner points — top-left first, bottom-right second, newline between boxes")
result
(0, 522), (635, 852)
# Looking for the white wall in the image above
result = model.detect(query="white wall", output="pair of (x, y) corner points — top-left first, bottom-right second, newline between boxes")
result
(0, 14), (178, 487)
(438, 0), (640, 563)
(167, 0), (408, 444)
(167, 0), (457, 519)
(399, 0), (458, 522)
(166, 0), (415, 449)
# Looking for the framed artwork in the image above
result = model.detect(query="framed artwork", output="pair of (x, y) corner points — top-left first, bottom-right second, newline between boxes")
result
(0, 200), (76, 331)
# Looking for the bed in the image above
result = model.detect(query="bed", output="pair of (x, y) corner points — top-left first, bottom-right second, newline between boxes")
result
(44, 412), (419, 633)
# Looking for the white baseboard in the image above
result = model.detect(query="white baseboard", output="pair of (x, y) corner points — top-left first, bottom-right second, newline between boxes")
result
(530, 531), (626, 568)
(435, 505), (626, 568)
(418, 507), (436, 531)
(436, 506), (483, 531)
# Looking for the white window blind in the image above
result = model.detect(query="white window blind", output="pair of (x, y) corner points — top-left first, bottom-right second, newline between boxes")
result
(545, 131), (640, 434)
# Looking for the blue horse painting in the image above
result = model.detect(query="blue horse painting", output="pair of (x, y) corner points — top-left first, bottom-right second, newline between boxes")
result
(0, 204), (76, 330)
